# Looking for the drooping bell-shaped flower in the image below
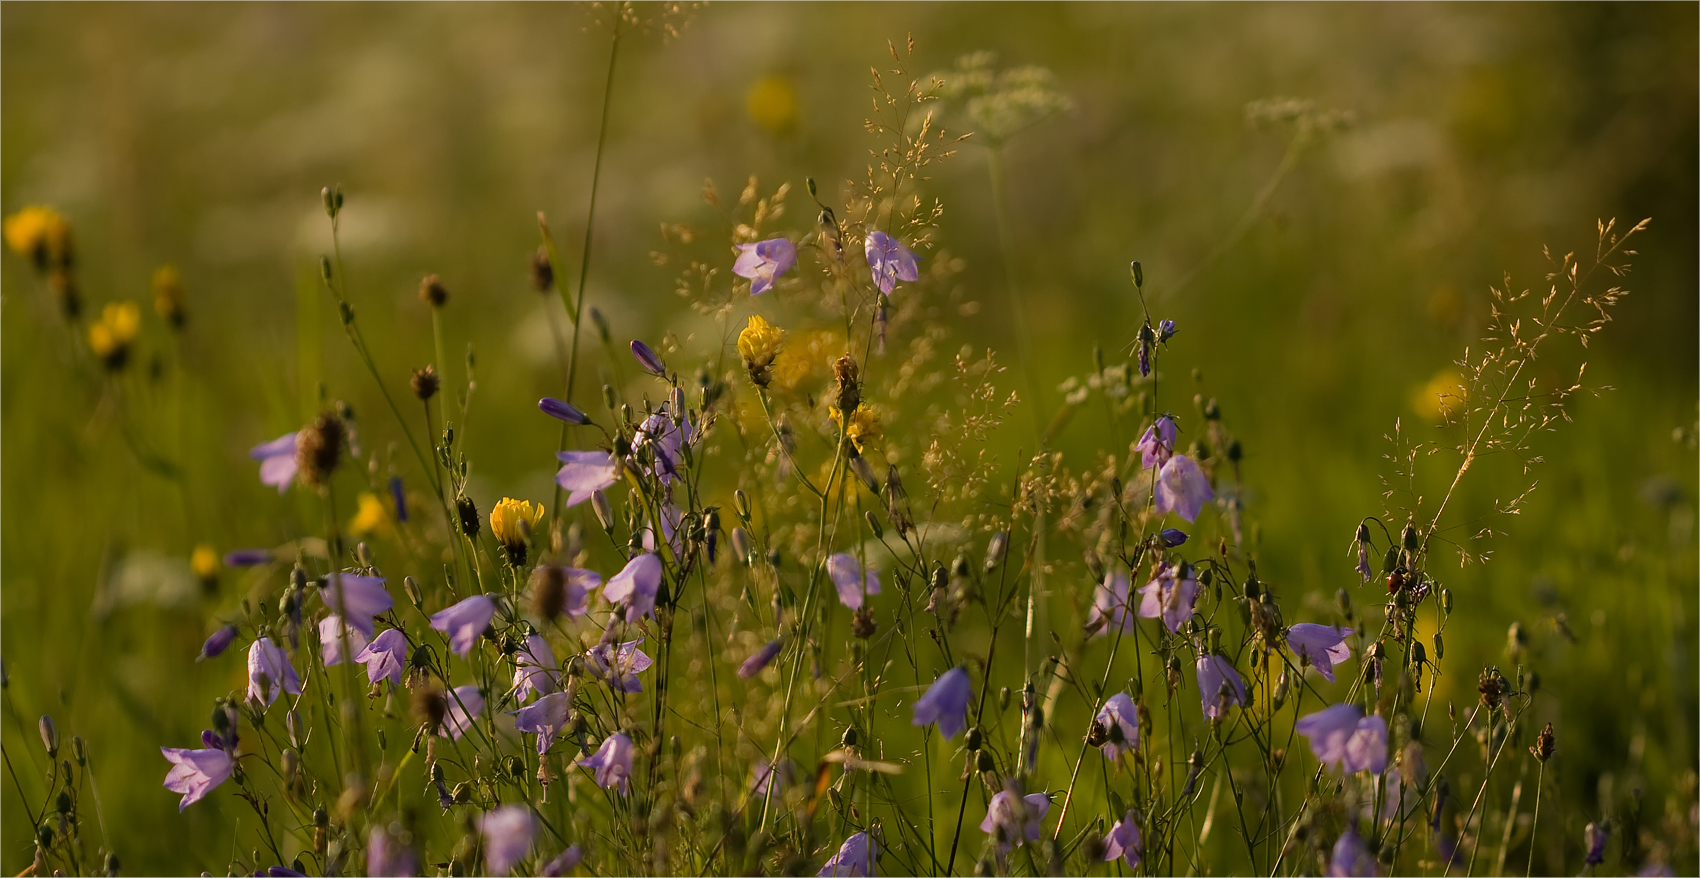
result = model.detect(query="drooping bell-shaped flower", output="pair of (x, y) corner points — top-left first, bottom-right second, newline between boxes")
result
(478, 805), (536, 876)
(980, 790), (1051, 852)
(865, 231), (920, 295)
(733, 237), (798, 296)
(1136, 564), (1200, 634)
(1094, 693), (1140, 760)
(320, 572), (393, 638)
(1087, 571), (1135, 635)
(250, 432), (299, 493)
(429, 595), (497, 657)
(912, 667), (971, 738)
(438, 685), (485, 741)
(633, 394), (692, 485)
(577, 732), (634, 793)
(817, 832), (877, 877)
(1103, 808), (1142, 867)
(511, 691), (572, 756)
(368, 823), (420, 878)
(1195, 655), (1246, 719)
(356, 628), (409, 686)
(555, 451), (619, 507)
(1134, 416), (1177, 470)
(161, 746), (232, 811)
(826, 553), (881, 610)
(511, 633), (558, 702)
(247, 637), (302, 707)
(1155, 454), (1213, 522)
(542, 846), (583, 877)
(1286, 623), (1354, 683)
(586, 638), (653, 694)
(318, 615), (370, 667)
(604, 553), (662, 623)
(1295, 703), (1388, 775)
(1327, 824), (1378, 877)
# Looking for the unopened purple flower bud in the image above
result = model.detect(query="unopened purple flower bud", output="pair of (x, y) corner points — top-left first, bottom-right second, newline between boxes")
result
(389, 476), (407, 522)
(1158, 319), (1177, 342)
(1584, 822), (1608, 866)
(198, 625), (239, 662)
(539, 397), (591, 425)
(738, 640), (783, 679)
(1160, 528), (1188, 547)
(222, 548), (272, 567)
(38, 716), (57, 757)
(630, 340), (666, 376)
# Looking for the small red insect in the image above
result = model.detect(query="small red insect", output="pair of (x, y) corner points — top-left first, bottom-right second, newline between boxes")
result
(1386, 566), (1408, 595)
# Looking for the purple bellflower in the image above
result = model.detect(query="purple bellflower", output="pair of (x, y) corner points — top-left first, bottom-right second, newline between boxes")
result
(818, 832), (877, 877)
(912, 667), (971, 738)
(634, 394), (692, 484)
(511, 691), (572, 755)
(1327, 824), (1378, 877)
(733, 238), (798, 296)
(1135, 416), (1177, 470)
(1087, 572), (1135, 635)
(538, 397), (591, 425)
(981, 790), (1051, 852)
(320, 572), (393, 639)
(826, 553), (881, 610)
(439, 685), (485, 741)
(604, 553), (662, 622)
(630, 339), (667, 375)
(368, 824), (420, 878)
(1104, 809), (1142, 868)
(247, 637), (302, 707)
(198, 625), (239, 662)
(640, 499), (685, 559)
(1195, 655), (1247, 719)
(1584, 822), (1609, 867)
(161, 745), (233, 810)
(542, 846), (583, 877)
(356, 628), (409, 686)
(586, 638), (653, 693)
(478, 805), (536, 876)
(1155, 454), (1213, 522)
(1295, 703), (1388, 774)
(429, 594), (496, 657)
(1287, 623), (1354, 683)
(542, 567), (598, 619)
(250, 432), (299, 493)
(1136, 564), (1200, 634)
(1159, 527), (1188, 547)
(865, 231), (920, 295)
(223, 548), (272, 567)
(319, 615), (369, 667)
(750, 758), (796, 797)
(577, 732), (635, 793)
(264, 867), (307, 877)
(389, 476), (408, 523)
(738, 639), (783, 679)
(512, 633), (558, 702)
(1095, 693), (1140, 760)
(555, 451), (618, 507)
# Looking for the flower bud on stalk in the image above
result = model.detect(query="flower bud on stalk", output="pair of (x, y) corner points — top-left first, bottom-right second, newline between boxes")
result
(38, 717), (57, 758)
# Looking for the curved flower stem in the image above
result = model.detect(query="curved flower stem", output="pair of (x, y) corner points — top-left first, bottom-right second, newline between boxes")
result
(1525, 762), (1545, 878)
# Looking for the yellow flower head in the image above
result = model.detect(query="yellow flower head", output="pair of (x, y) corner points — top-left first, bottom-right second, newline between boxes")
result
(770, 328), (841, 393)
(830, 404), (882, 454)
(490, 497), (545, 554)
(1411, 369), (1467, 422)
(746, 75), (798, 135)
(349, 491), (390, 537)
(87, 301), (141, 369)
(152, 264), (186, 328)
(3, 205), (72, 269)
(190, 544), (220, 580)
(737, 314), (786, 387)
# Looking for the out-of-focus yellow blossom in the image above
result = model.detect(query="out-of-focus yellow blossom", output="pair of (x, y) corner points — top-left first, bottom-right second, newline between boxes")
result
(746, 75), (798, 135)
(738, 314), (786, 387)
(3, 205), (72, 269)
(190, 544), (220, 580)
(87, 301), (141, 369)
(349, 492), (391, 537)
(1412, 369), (1467, 421)
(153, 265), (186, 328)
(831, 405), (882, 453)
(770, 329), (841, 393)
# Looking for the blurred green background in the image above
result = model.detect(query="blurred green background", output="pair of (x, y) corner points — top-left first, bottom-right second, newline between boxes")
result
(2, 2), (1695, 874)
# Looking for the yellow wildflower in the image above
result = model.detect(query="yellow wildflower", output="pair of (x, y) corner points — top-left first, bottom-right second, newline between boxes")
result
(1411, 369), (1467, 422)
(3, 205), (72, 270)
(830, 405), (882, 453)
(190, 544), (220, 580)
(87, 301), (141, 370)
(152, 265), (186, 328)
(737, 314), (786, 387)
(348, 492), (390, 537)
(490, 497), (545, 565)
(746, 75), (798, 135)
(770, 329), (840, 393)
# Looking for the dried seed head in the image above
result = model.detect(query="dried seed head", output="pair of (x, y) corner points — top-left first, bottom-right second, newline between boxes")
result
(418, 274), (448, 307)
(851, 607), (877, 639)
(412, 687), (448, 735)
(831, 354), (860, 416)
(1530, 722), (1556, 763)
(411, 366), (440, 401)
(529, 247), (554, 292)
(295, 410), (346, 487)
(1477, 667), (1509, 711)
(456, 496), (480, 538)
(530, 565), (567, 622)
